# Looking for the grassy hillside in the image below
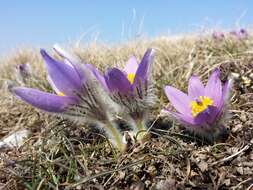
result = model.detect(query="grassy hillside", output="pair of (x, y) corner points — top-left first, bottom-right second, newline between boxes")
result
(0, 34), (252, 189)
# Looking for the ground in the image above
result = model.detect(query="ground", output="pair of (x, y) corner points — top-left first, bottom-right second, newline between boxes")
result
(0, 34), (252, 190)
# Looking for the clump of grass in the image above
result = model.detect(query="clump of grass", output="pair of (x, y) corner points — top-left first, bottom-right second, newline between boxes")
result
(0, 32), (253, 189)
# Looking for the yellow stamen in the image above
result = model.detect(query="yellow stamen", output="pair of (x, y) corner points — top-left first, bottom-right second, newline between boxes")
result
(57, 92), (65, 96)
(127, 73), (135, 84)
(190, 96), (213, 117)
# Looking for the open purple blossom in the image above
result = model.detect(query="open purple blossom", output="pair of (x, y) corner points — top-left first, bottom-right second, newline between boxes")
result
(163, 68), (232, 142)
(230, 29), (249, 40)
(104, 49), (156, 140)
(10, 47), (125, 151)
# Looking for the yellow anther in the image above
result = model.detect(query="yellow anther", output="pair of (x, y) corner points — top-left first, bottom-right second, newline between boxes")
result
(127, 73), (135, 84)
(190, 96), (213, 117)
(57, 92), (65, 96)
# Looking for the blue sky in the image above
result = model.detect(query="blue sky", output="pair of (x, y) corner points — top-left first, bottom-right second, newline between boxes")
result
(0, 0), (252, 54)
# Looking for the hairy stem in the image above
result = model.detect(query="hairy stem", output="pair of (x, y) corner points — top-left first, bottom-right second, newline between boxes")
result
(103, 122), (125, 152)
(135, 118), (146, 131)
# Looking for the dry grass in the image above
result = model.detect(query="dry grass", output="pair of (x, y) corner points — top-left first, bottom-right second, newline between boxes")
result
(0, 34), (252, 189)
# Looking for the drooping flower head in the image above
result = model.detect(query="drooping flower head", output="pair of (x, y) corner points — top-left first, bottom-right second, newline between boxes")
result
(163, 68), (232, 142)
(10, 46), (125, 151)
(104, 49), (156, 140)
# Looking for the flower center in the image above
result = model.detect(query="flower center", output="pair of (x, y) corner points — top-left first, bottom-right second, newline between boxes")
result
(190, 96), (213, 117)
(57, 92), (65, 96)
(127, 73), (135, 84)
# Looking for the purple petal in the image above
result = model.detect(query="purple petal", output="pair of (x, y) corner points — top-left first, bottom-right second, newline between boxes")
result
(193, 109), (209, 125)
(11, 87), (77, 113)
(53, 45), (89, 83)
(133, 48), (154, 86)
(205, 69), (222, 107)
(195, 105), (219, 124)
(208, 105), (220, 123)
(168, 111), (196, 125)
(188, 75), (205, 99)
(105, 68), (132, 94)
(40, 49), (82, 96)
(47, 75), (62, 95)
(165, 108), (216, 128)
(164, 86), (192, 116)
(85, 64), (108, 91)
(124, 56), (138, 75)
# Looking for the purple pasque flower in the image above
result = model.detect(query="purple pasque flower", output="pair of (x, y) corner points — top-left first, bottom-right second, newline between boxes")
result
(230, 28), (249, 40)
(212, 31), (225, 41)
(12, 48), (108, 114)
(12, 49), (82, 113)
(104, 49), (156, 140)
(105, 48), (154, 95)
(163, 68), (231, 142)
(10, 47), (125, 151)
